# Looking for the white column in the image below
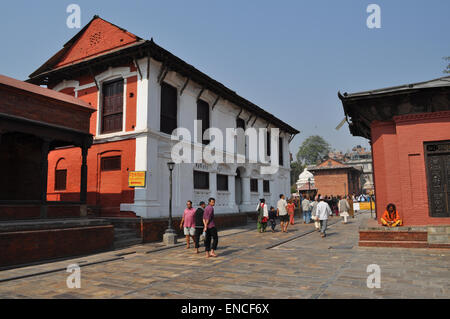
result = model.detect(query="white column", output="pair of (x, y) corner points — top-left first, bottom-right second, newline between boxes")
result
(242, 177), (251, 205)
(258, 179), (264, 200)
(210, 171), (217, 201)
(229, 174), (236, 210)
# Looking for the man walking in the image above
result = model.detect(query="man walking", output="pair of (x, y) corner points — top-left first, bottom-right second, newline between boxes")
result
(277, 194), (289, 233)
(203, 198), (218, 258)
(180, 200), (196, 249)
(311, 195), (320, 231)
(302, 195), (311, 224)
(193, 201), (206, 254)
(316, 196), (332, 238)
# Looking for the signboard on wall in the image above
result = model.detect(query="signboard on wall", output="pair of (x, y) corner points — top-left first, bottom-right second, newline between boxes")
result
(128, 171), (146, 188)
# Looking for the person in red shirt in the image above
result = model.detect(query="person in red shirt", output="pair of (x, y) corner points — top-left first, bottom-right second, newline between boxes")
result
(381, 203), (403, 227)
(287, 199), (296, 225)
(180, 200), (196, 249)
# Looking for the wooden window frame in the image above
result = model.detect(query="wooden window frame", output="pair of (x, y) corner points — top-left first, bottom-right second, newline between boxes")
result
(160, 82), (178, 135)
(54, 169), (67, 191)
(197, 99), (210, 145)
(101, 156), (122, 172)
(250, 178), (258, 193)
(101, 78), (124, 134)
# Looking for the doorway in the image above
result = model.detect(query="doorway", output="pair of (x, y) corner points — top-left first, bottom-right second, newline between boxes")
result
(425, 141), (450, 217)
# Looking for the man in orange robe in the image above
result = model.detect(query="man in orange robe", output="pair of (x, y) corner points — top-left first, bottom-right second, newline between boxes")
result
(381, 203), (402, 227)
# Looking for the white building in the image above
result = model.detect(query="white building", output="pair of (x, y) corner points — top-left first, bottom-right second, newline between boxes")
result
(28, 16), (300, 219)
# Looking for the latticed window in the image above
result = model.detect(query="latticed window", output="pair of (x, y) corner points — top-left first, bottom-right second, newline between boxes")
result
(250, 179), (258, 192)
(101, 79), (124, 134)
(160, 82), (178, 135)
(217, 174), (228, 191)
(194, 171), (209, 190)
(263, 180), (270, 193)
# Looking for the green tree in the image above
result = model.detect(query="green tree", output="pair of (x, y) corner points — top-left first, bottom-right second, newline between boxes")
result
(290, 160), (304, 190)
(444, 57), (450, 74)
(296, 135), (331, 165)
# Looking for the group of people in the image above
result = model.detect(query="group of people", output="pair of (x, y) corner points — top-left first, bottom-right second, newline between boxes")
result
(256, 194), (296, 234)
(255, 193), (356, 238)
(179, 198), (219, 258)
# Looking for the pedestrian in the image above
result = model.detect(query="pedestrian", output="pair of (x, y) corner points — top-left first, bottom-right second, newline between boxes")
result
(193, 201), (206, 254)
(256, 198), (269, 233)
(287, 199), (296, 225)
(277, 194), (289, 233)
(301, 195), (311, 224)
(332, 196), (339, 216)
(268, 206), (277, 232)
(338, 195), (350, 224)
(348, 195), (355, 218)
(203, 197), (218, 258)
(311, 195), (320, 231)
(180, 200), (196, 249)
(316, 196), (332, 238)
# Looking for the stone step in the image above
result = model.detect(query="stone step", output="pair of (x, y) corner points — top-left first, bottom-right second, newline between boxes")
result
(114, 228), (137, 235)
(360, 231), (427, 242)
(113, 237), (142, 249)
(114, 232), (138, 241)
(359, 240), (429, 248)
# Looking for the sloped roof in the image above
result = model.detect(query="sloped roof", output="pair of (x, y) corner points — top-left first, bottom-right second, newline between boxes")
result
(29, 16), (142, 78)
(0, 74), (94, 111)
(309, 159), (362, 172)
(27, 16), (299, 135)
(338, 76), (450, 139)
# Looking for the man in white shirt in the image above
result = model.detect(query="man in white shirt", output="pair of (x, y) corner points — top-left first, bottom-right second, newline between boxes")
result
(277, 194), (289, 233)
(316, 196), (332, 238)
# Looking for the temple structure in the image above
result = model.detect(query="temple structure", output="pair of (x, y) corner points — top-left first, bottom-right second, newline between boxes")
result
(340, 76), (450, 248)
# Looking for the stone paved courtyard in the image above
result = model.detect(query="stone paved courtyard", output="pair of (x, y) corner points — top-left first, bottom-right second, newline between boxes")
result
(0, 212), (449, 299)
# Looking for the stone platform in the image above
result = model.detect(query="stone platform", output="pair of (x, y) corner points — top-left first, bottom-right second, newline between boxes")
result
(0, 218), (114, 269)
(359, 217), (450, 248)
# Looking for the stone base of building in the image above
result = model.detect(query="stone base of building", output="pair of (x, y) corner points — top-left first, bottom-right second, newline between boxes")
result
(359, 218), (450, 249)
(105, 212), (250, 244)
(0, 218), (114, 268)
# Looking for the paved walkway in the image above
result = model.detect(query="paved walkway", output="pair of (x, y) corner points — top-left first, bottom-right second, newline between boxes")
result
(0, 212), (449, 299)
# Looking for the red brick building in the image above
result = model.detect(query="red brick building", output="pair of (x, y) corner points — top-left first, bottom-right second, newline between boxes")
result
(0, 74), (114, 267)
(308, 159), (362, 197)
(340, 76), (450, 226)
(28, 16), (143, 217)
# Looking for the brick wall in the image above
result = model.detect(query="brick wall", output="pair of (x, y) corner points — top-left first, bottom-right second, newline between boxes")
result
(0, 225), (114, 267)
(371, 112), (450, 226)
(313, 171), (349, 196)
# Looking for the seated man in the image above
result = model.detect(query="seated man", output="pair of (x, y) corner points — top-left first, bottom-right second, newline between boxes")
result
(381, 203), (403, 227)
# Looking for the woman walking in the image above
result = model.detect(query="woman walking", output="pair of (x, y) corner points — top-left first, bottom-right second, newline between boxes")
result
(256, 198), (269, 233)
(287, 199), (296, 225)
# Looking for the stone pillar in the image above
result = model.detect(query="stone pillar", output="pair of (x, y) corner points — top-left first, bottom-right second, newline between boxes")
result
(40, 139), (50, 219)
(228, 174), (236, 210)
(242, 177), (251, 205)
(258, 179), (264, 200)
(209, 171), (217, 201)
(80, 142), (88, 217)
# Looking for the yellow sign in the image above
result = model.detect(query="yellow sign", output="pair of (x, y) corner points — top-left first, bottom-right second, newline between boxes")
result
(129, 171), (146, 188)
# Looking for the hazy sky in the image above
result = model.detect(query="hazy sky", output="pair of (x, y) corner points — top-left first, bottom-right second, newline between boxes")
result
(1, 0), (449, 154)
